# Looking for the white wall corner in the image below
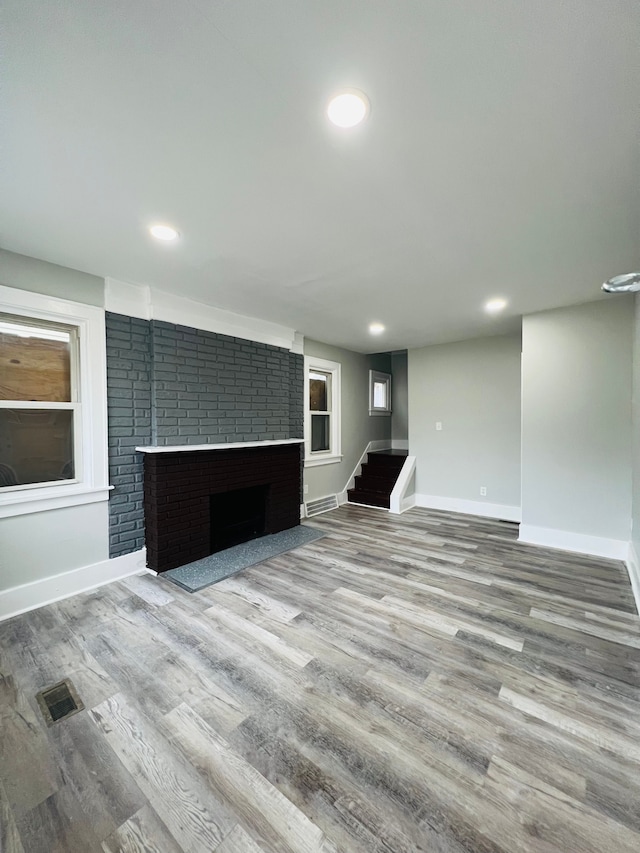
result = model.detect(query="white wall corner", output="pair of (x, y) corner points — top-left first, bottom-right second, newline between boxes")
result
(391, 439), (409, 451)
(337, 489), (348, 506)
(300, 503), (306, 519)
(291, 332), (305, 354)
(518, 525), (628, 561)
(105, 278), (151, 320)
(0, 548), (149, 622)
(625, 542), (640, 615)
(415, 494), (522, 523)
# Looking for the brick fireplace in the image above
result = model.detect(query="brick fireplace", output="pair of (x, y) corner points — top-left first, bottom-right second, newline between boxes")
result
(139, 439), (303, 572)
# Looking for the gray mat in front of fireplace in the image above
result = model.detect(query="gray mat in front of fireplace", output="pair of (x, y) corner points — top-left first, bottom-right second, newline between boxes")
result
(163, 524), (326, 592)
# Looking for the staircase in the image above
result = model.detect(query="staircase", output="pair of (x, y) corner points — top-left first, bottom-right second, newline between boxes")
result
(347, 449), (408, 509)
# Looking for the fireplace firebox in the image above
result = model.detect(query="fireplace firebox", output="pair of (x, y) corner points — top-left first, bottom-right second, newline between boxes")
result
(139, 440), (303, 573)
(210, 484), (269, 553)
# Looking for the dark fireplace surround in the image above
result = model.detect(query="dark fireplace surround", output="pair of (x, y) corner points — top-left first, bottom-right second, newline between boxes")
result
(142, 442), (302, 572)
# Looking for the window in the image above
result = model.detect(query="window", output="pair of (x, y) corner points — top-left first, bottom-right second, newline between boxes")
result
(304, 356), (341, 466)
(0, 315), (79, 489)
(0, 285), (109, 518)
(369, 370), (391, 415)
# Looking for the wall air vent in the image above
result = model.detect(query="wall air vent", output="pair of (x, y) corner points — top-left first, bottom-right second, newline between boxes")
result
(305, 495), (338, 517)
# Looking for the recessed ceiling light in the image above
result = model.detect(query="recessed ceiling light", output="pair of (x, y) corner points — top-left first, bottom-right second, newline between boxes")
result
(602, 272), (640, 293)
(327, 90), (370, 128)
(149, 224), (179, 241)
(484, 298), (507, 314)
(369, 322), (385, 335)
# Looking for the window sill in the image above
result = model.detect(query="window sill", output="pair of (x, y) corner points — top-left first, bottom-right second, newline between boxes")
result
(369, 410), (392, 416)
(0, 485), (113, 519)
(304, 454), (343, 468)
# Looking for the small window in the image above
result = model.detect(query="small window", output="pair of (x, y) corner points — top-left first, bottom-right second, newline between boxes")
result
(309, 371), (331, 452)
(304, 357), (341, 466)
(369, 370), (391, 416)
(0, 315), (80, 490)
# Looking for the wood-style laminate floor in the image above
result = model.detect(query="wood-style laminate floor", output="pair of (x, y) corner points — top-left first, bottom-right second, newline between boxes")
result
(1, 505), (640, 852)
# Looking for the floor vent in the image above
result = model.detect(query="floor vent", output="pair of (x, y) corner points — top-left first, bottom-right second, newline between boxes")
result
(305, 495), (339, 517)
(36, 679), (84, 726)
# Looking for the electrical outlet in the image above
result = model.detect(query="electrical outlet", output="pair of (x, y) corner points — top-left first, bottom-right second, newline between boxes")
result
(480, 486), (487, 496)
(304, 484), (309, 495)
(435, 421), (442, 431)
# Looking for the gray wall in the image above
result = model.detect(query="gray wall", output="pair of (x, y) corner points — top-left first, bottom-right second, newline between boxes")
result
(0, 503), (109, 589)
(521, 298), (633, 541)
(408, 334), (522, 509)
(303, 339), (392, 502)
(634, 294), (640, 558)
(391, 351), (408, 442)
(106, 313), (304, 556)
(0, 248), (104, 306)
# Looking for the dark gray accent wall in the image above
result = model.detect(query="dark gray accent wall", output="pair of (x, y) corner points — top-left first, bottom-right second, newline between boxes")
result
(288, 352), (304, 438)
(105, 313), (303, 557)
(106, 314), (152, 558)
(150, 320), (301, 445)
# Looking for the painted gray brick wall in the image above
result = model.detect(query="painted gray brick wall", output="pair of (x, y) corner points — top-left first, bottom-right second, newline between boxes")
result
(288, 352), (304, 438)
(106, 313), (304, 557)
(151, 320), (302, 445)
(105, 313), (152, 558)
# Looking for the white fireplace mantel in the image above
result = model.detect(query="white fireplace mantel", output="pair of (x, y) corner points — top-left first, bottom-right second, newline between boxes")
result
(136, 438), (304, 454)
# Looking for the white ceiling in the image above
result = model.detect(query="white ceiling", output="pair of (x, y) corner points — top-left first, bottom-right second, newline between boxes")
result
(2, 1), (639, 352)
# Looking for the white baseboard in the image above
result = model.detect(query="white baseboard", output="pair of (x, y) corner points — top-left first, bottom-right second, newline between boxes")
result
(300, 503), (306, 519)
(625, 542), (640, 615)
(0, 548), (149, 622)
(337, 490), (348, 506)
(401, 495), (416, 513)
(518, 525), (628, 561)
(391, 439), (409, 450)
(414, 493), (521, 523)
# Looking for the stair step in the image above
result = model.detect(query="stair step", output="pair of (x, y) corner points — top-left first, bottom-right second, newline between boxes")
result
(347, 489), (390, 508)
(360, 462), (403, 482)
(366, 452), (407, 470)
(347, 451), (408, 510)
(354, 474), (396, 493)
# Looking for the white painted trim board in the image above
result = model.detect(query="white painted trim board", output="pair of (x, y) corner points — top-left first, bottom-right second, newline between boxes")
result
(105, 278), (298, 351)
(389, 456), (416, 515)
(0, 548), (149, 622)
(415, 493), (521, 523)
(137, 438), (303, 454)
(519, 525), (628, 561)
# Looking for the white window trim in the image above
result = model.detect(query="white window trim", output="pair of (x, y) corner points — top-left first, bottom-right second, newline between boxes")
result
(369, 370), (392, 416)
(304, 355), (342, 467)
(0, 285), (110, 518)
